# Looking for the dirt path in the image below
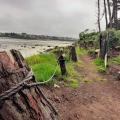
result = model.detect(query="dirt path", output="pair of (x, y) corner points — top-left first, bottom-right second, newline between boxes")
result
(42, 55), (120, 120)
(75, 55), (104, 82)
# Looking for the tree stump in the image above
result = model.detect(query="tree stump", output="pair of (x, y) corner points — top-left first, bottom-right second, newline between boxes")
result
(69, 46), (78, 62)
(0, 50), (58, 120)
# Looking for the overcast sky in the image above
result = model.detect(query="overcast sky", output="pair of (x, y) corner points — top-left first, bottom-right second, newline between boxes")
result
(0, 0), (105, 38)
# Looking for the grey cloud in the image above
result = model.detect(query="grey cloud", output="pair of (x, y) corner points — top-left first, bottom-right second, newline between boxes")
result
(0, 0), (32, 9)
(0, 0), (101, 38)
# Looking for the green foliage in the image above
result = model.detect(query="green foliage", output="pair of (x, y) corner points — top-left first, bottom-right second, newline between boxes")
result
(67, 62), (78, 77)
(93, 58), (106, 73)
(79, 29), (120, 50)
(102, 29), (120, 49)
(31, 63), (60, 82)
(79, 30), (99, 49)
(107, 30), (119, 49)
(88, 49), (96, 55)
(26, 53), (56, 65)
(79, 31), (99, 41)
(68, 79), (79, 88)
(25, 47), (84, 85)
(109, 55), (120, 65)
(76, 47), (87, 56)
(26, 53), (60, 82)
(94, 58), (104, 66)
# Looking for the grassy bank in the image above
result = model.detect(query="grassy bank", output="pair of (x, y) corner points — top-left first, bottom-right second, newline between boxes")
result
(26, 52), (78, 84)
(25, 45), (85, 88)
(109, 55), (120, 65)
(93, 58), (106, 73)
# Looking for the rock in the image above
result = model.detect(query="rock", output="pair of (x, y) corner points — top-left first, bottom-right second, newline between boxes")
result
(54, 97), (61, 103)
(54, 84), (60, 88)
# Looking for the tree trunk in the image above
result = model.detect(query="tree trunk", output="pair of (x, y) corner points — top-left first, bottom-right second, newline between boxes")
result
(104, 0), (108, 29)
(0, 50), (57, 120)
(99, 33), (108, 59)
(97, 0), (101, 32)
(107, 0), (112, 28)
(113, 0), (118, 29)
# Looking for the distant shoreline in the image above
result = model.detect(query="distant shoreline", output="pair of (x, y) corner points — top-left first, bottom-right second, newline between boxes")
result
(0, 37), (77, 42)
(0, 32), (77, 41)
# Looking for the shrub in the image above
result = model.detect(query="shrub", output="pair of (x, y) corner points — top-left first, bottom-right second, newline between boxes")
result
(79, 31), (99, 49)
(110, 55), (120, 65)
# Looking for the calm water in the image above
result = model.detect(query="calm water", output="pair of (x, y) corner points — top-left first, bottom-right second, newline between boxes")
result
(0, 38), (73, 57)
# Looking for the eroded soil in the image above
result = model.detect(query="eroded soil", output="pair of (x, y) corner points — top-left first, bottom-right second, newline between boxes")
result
(42, 55), (120, 120)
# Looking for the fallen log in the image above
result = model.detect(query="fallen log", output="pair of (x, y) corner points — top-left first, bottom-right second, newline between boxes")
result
(0, 50), (58, 120)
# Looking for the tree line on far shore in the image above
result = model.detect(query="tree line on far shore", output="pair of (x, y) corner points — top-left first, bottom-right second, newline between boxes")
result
(0, 32), (76, 41)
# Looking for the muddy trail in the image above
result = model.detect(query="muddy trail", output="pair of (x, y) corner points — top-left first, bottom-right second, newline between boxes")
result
(42, 55), (120, 120)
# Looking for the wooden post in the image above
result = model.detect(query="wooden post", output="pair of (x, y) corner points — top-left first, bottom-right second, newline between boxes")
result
(99, 33), (108, 59)
(69, 46), (78, 62)
(58, 50), (67, 76)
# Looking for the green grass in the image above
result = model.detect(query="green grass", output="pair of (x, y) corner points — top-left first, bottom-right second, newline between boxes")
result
(25, 53), (78, 83)
(31, 63), (60, 82)
(68, 79), (79, 88)
(109, 55), (120, 65)
(67, 62), (77, 77)
(25, 47), (84, 86)
(26, 53), (56, 65)
(26, 53), (60, 82)
(76, 46), (87, 56)
(93, 58), (106, 73)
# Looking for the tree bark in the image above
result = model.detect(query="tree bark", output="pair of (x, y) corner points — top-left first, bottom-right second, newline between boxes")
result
(0, 50), (57, 120)
(113, 0), (118, 29)
(107, 0), (112, 28)
(104, 0), (108, 29)
(97, 0), (101, 32)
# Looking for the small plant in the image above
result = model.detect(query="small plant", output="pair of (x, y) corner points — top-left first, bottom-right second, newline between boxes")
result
(88, 49), (96, 57)
(68, 79), (79, 88)
(110, 55), (120, 65)
(93, 58), (106, 73)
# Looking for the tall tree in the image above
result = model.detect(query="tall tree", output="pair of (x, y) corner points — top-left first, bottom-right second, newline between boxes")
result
(104, 0), (108, 29)
(107, 0), (112, 28)
(97, 0), (101, 32)
(113, 0), (118, 29)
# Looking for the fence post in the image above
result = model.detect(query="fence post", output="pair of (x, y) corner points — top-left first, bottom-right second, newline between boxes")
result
(69, 46), (78, 62)
(58, 49), (67, 76)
